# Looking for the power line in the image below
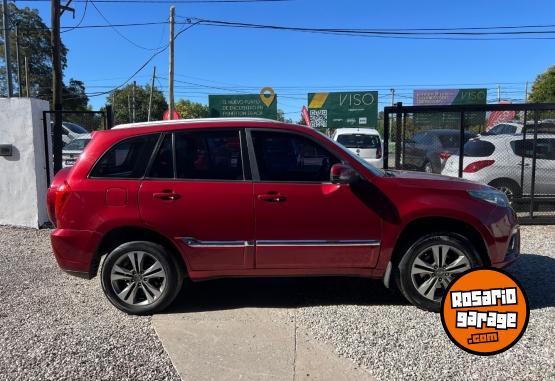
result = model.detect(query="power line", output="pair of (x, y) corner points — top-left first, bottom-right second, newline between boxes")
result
(19, 0), (293, 3)
(89, 0), (167, 50)
(70, 21), (201, 100)
(61, 0), (89, 33)
(188, 17), (555, 40)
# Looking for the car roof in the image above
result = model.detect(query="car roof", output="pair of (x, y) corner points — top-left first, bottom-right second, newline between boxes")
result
(416, 129), (476, 135)
(73, 133), (92, 139)
(112, 117), (287, 130)
(333, 128), (380, 135)
(476, 134), (555, 142)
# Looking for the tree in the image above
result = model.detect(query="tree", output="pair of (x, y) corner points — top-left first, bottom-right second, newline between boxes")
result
(106, 84), (167, 125)
(277, 109), (293, 123)
(63, 79), (89, 111)
(529, 66), (555, 103)
(175, 99), (209, 119)
(0, 3), (68, 101)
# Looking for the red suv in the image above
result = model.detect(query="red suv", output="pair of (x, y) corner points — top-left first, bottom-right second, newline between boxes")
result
(48, 119), (519, 314)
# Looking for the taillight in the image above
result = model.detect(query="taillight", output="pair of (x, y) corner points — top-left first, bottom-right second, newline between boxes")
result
(376, 145), (382, 159)
(463, 160), (495, 173)
(54, 181), (71, 225)
(440, 151), (451, 161)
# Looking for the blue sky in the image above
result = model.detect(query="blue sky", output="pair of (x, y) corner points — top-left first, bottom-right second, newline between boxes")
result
(16, 0), (555, 119)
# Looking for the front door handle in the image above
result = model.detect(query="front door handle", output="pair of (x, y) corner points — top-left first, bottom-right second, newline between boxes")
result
(153, 190), (181, 200)
(257, 191), (287, 203)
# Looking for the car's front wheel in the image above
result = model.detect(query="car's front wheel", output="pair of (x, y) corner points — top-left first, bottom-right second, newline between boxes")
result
(397, 233), (482, 312)
(101, 241), (183, 315)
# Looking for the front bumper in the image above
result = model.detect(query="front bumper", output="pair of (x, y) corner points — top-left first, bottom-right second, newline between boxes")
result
(50, 228), (101, 279)
(491, 226), (520, 268)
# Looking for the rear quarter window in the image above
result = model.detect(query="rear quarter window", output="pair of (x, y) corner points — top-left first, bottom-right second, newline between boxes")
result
(90, 134), (159, 178)
(464, 140), (496, 157)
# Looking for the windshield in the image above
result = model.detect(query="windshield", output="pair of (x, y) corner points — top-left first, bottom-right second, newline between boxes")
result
(313, 129), (384, 176)
(63, 122), (88, 134)
(337, 134), (380, 149)
(64, 138), (91, 151)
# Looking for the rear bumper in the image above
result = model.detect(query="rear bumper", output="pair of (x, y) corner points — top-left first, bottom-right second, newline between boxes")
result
(50, 228), (101, 279)
(364, 157), (383, 168)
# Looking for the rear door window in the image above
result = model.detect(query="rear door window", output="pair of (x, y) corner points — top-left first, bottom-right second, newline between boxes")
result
(90, 134), (159, 178)
(337, 134), (380, 149)
(174, 130), (243, 180)
(464, 140), (496, 157)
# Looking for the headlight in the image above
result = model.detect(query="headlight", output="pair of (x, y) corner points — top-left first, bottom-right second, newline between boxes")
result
(467, 189), (510, 208)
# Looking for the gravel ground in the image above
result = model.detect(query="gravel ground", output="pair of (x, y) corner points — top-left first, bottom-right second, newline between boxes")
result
(0, 226), (180, 381)
(293, 225), (555, 380)
(0, 225), (553, 381)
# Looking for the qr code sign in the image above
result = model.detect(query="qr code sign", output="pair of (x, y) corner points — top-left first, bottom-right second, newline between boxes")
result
(310, 109), (328, 128)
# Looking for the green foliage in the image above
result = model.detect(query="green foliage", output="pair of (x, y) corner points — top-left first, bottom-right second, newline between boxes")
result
(277, 109), (293, 123)
(175, 99), (209, 119)
(106, 84), (167, 126)
(0, 3), (68, 101)
(529, 66), (555, 103)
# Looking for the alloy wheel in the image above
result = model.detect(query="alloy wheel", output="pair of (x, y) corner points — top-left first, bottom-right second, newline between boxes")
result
(110, 251), (167, 306)
(410, 244), (471, 302)
(497, 185), (514, 203)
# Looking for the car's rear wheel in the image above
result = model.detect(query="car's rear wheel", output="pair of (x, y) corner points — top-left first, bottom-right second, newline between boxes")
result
(397, 233), (482, 312)
(101, 241), (182, 315)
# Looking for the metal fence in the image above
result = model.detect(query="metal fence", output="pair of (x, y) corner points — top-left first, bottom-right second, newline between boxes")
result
(383, 102), (555, 224)
(42, 109), (113, 185)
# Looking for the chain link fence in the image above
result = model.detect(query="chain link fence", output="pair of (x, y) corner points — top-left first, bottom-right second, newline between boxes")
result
(383, 103), (555, 224)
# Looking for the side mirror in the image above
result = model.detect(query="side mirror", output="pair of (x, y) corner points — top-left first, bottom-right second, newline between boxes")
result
(330, 163), (359, 184)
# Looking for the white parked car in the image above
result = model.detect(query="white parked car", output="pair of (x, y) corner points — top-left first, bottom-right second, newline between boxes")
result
(441, 134), (555, 201)
(332, 128), (383, 168)
(50, 121), (89, 145)
(62, 133), (91, 168)
(483, 120), (555, 136)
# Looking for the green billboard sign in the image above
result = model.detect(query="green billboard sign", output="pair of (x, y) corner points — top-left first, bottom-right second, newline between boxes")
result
(308, 91), (378, 129)
(413, 88), (488, 128)
(209, 93), (278, 120)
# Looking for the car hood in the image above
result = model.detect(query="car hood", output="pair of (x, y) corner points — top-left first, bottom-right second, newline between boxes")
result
(384, 169), (485, 190)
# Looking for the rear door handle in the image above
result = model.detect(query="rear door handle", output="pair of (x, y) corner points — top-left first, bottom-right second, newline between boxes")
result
(153, 190), (181, 200)
(257, 191), (287, 203)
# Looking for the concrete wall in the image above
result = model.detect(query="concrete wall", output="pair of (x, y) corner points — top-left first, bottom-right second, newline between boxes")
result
(0, 98), (52, 228)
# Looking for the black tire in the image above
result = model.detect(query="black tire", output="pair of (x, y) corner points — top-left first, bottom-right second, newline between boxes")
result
(101, 241), (183, 315)
(396, 233), (482, 312)
(423, 161), (434, 174)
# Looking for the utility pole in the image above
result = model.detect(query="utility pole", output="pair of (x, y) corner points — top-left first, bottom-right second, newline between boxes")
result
(51, 0), (74, 173)
(390, 88), (395, 106)
(148, 66), (156, 122)
(127, 94), (131, 123)
(52, 0), (63, 173)
(15, 24), (22, 97)
(168, 6), (175, 120)
(497, 84), (501, 103)
(132, 80), (136, 123)
(24, 55), (29, 97)
(2, 0), (13, 97)
(524, 81), (529, 103)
